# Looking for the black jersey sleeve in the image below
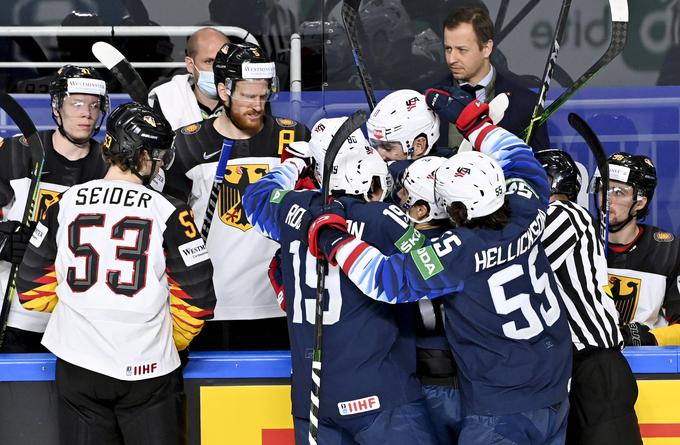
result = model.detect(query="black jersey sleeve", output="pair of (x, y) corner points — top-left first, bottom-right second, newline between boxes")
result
(163, 202), (216, 350)
(17, 196), (60, 312)
(0, 134), (33, 208)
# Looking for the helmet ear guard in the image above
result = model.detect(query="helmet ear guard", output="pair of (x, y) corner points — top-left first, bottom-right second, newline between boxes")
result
(399, 156), (448, 223)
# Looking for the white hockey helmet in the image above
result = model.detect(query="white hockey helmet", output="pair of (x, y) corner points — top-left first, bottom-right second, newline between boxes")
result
(309, 117), (392, 201)
(367, 89), (440, 159)
(400, 156), (448, 223)
(434, 151), (506, 220)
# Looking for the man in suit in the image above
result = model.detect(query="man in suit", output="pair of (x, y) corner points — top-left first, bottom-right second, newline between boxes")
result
(437, 6), (550, 151)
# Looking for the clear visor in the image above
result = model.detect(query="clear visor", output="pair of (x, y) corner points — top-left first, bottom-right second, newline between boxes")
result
(150, 146), (176, 170)
(225, 77), (279, 103)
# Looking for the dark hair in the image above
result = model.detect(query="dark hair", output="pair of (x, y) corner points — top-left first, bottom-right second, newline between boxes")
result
(447, 199), (511, 230)
(443, 7), (494, 49)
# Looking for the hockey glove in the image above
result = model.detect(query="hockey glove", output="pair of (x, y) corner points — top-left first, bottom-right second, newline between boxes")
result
(282, 144), (318, 190)
(307, 204), (352, 266)
(0, 220), (34, 265)
(621, 322), (658, 346)
(425, 85), (491, 138)
(268, 249), (286, 312)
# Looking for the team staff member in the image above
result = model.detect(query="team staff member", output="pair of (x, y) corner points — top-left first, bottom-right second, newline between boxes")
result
(148, 27), (230, 130)
(0, 65), (109, 352)
(17, 103), (216, 445)
(163, 42), (309, 350)
(599, 153), (680, 345)
(538, 149), (642, 445)
(437, 7), (550, 151)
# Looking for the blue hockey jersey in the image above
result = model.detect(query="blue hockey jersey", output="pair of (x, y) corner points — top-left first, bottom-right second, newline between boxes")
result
(332, 125), (573, 416)
(243, 161), (426, 421)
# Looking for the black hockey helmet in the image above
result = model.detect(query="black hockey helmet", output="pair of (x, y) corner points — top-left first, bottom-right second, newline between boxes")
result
(103, 102), (175, 182)
(535, 149), (581, 201)
(49, 64), (109, 113)
(212, 42), (278, 96)
(607, 152), (657, 218)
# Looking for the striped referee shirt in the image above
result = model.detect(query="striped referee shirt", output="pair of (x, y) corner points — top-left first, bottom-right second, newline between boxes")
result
(541, 200), (623, 351)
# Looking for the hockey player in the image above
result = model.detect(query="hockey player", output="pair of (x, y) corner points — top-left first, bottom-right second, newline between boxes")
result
(538, 149), (642, 445)
(0, 64), (110, 352)
(395, 156), (462, 444)
(162, 42), (310, 350)
(366, 89), (442, 161)
(596, 153), (680, 345)
(17, 102), (216, 445)
(243, 117), (438, 444)
(305, 86), (572, 444)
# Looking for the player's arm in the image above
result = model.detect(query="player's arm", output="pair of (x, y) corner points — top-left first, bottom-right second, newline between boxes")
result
(425, 86), (550, 204)
(17, 198), (60, 313)
(649, 249), (680, 345)
(541, 204), (581, 270)
(164, 204), (216, 351)
(242, 157), (309, 242)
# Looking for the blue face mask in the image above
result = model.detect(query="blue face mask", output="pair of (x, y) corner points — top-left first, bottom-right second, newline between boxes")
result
(195, 70), (217, 99)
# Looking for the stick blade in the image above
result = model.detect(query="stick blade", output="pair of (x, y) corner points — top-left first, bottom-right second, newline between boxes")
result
(91, 41), (124, 69)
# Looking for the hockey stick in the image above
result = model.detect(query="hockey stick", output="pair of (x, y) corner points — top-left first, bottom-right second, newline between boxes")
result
(494, 0), (510, 36)
(200, 139), (234, 242)
(524, 0), (628, 133)
(0, 93), (46, 348)
(309, 109), (368, 444)
(341, 0), (377, 110)
(92, 41), (149, 104)
(568, 112), (609, 251)
(524, 0), (572, 145)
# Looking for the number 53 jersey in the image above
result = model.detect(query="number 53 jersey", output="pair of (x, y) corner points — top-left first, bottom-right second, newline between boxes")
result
(16, 179), (216, 380)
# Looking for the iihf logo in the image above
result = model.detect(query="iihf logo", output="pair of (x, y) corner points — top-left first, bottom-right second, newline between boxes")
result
(454, 167), (471, 177)
(405, 96), (420, 111)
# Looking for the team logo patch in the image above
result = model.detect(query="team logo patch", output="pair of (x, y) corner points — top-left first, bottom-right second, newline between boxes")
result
(220, 45), (229, 54)
(454, 167), (470, 177)
(36, 189), (61, 222)
(373, 128), (384, 139)
(608, 274), (641, 324)
(338, 396), (380, 416)
(654, 231), (674, 242)
(143, 115), (157, 127)
(181, 122), (201, 135)
(219, 164), (270, 231)
(275, 117), (296, 128)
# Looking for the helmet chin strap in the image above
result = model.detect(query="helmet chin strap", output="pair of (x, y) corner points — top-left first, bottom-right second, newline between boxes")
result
(132, 159), (158, 186)
(608, 202), (639, 233)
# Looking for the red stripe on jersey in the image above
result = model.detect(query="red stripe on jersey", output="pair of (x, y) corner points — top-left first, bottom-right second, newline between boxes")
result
(474, 124), (496, 151)
(639, 423), (680, 437)
(341, 242), (371, 275)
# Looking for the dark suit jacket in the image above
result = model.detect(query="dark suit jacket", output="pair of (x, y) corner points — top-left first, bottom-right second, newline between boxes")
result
(434, 67), (551, 151)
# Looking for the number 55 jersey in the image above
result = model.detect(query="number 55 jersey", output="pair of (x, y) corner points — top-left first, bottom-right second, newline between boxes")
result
(17, 179), (216, 380)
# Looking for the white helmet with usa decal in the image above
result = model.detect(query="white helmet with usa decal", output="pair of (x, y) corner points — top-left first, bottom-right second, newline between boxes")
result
(434, 151), (505, 219)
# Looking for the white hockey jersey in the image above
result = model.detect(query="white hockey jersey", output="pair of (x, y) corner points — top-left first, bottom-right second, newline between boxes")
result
(17, 179), (216, 381)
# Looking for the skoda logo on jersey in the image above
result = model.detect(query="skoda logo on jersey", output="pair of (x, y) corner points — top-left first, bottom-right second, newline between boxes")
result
(219, 164), (270, 231)
(608, 274), (641, 324)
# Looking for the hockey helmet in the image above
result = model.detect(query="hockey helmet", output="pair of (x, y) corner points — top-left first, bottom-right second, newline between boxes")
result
(103, 102), (175, 171)
(434, 151), (505, 219)
(49, 64), (109, 113)
(309, 117), (392, 201)
(399, 156), (448, 223)
(606, 152), (657, 218)
(213, 42), (278, 97)
(535, 149), (581, 201)
(367, 89), (440, 159)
